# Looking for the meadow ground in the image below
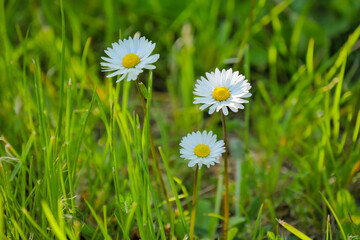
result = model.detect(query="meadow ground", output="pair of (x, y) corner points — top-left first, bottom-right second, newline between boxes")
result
(0, 0), (360, 239)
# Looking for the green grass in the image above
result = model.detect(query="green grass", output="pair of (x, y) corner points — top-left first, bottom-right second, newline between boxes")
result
(1, 0), (360, 239)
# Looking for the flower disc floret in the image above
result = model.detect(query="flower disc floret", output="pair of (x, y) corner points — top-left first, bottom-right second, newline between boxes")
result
(122, 53), (140, 68)
(212, 87), (230, 101)
(194, 144), (210, 157)
(180, 130), (225, 168)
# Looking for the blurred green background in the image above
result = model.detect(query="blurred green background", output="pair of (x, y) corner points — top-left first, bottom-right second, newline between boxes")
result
(1, 0), (360, 239)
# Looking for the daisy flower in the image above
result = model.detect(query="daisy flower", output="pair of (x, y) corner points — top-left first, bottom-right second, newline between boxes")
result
(193, 68), (252, 115)
(180, 130), (225, 168)
(101, 36), (160, 82)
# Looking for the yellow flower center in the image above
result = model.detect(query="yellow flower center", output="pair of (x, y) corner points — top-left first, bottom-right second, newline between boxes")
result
(212, 87), (230, 101)
(122, 53), (140, 68)
(194, 144), (210, 158)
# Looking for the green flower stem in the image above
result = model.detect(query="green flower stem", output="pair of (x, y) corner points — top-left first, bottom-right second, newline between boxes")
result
(189, 166), (199, 240)
(135, 79), (172, 218)
(221, 111), (229, 240)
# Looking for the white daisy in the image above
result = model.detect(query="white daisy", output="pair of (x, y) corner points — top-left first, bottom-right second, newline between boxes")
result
(193, 68), (252, 115)
(101, 36), (160, 82)
(180, 130), (225, 168)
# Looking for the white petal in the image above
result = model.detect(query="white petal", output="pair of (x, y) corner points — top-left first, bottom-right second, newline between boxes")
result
(116, 74), (127, 82)
(188, 160), (197, 167)
(222, 107), (228, 115)
(208, 104), (216, 115)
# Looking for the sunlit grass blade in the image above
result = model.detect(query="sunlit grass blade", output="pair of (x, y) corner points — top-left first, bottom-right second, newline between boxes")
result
(306, 38), (314, 78)
(10, 217), (27, 239)
(331, 49), (347, 139)
(22, 208), (49, 238)
(320, 192), (347, 240)
(277, 219), (312, 240)
(41, 201), (67, 240)
(352, 110), (360, 143)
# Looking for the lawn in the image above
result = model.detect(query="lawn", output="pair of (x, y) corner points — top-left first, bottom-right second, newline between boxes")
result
(0, 0), (360, 239)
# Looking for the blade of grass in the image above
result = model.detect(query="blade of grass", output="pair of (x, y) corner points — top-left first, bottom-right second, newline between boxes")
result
(124, 202), (137, 239)
(252, 204), (263, 240)
(33, 58), (48, 149)
(10, 218), (27, 239)
(136, 149), (166, 240)
(158, 147), (187, 233)
(352, 110), (360, 143)
(320, 192), (346, 240)
(65, 78), (76, 220)
(55, 0), (66, 145)
(332, 49), (347, 139)
(326, 215), (332, 240)
(277, 219), (312, 240)
(290, 1), (310, 57)
(306, 38), (314, 78)
(41, 201), (67, 240)
(85, 200), (112, 240)
(0, 196), (4, 239)
(72, 87), (97, 181)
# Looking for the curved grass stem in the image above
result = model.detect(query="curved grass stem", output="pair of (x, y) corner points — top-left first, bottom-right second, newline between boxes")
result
(189, 166), (199, 240)
(221, 111), (229, 240)
(135, 79), (172, 225)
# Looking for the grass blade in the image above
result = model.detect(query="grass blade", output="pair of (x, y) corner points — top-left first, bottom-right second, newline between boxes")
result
(158, 147), (188, 234)
(277, 219), (312, 240)
(320, 192), (347, 240)
(85, 200), (111, 240)
(252, 204), (263, 240)
(55, 0), (66, 143)
(41, 201), (67, 240)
